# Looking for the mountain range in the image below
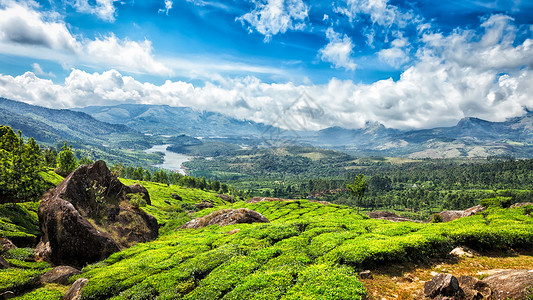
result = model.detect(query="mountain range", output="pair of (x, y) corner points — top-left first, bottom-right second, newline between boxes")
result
(1, 97), (532, 158)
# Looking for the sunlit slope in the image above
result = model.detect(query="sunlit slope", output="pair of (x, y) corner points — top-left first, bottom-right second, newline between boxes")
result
(77, 199), (533, 300)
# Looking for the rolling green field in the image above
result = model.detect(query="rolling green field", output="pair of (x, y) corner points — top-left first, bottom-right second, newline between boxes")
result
(2, 174), (533, 299)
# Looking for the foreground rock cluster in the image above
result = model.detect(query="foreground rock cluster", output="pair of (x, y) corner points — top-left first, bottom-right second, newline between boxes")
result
(37, 160), (159, 268)
(425, 270), (533, 299)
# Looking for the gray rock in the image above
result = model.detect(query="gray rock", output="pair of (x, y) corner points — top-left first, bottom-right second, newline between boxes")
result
(0, 238), (16, 254)
(61, 278), (88, 300)
(359, 270), (373, 279)
(38, 161), (158, 268)
(457, 276), (491, 300)
(41, 266), (82, 285)
(424, 273), (464, 299)
(180, 208), (269, 229)
(0, 255), (10, 269)
(482, 269), (533, 300)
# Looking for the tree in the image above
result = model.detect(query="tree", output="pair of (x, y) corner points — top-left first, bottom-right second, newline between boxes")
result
(0, 126), (46, 202)
(346, 174), (368, 214)
(56, 142), (78, 177)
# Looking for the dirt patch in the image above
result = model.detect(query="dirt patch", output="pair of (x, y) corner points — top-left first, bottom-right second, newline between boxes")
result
(361, 249), (533, 299)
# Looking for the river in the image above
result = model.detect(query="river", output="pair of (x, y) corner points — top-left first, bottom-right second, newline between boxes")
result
(144, 144), (192, 175)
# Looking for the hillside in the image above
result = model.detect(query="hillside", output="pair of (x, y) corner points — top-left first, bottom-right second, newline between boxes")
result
(74, 104), (273, 138)
(2, 168), (533, 299)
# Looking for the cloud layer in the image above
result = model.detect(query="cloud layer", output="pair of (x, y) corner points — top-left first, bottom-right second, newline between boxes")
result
(1, 13), (532, 131)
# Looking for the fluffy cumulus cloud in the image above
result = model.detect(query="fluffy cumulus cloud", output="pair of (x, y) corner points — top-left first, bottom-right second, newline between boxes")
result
(237, 0), (309, 41)
(0, 0), (79, 51)
(0, 1), (171, 75)
(69, 0), (118, 22)
(319, 28), (357, 71)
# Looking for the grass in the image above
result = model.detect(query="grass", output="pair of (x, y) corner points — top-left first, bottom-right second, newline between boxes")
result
(73, 200), (533, 300)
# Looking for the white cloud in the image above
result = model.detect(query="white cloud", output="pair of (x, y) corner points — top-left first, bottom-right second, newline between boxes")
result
(84, 35), (173, 75)
(319, 28), (357, 71)
(377, 36), (409, 67)
(69, 0), (118, 22)
(158, 0), (173, 15)
(337, 0), (415, 28)
(0, 9), (532, 131)
(237, 0), (309, 42)
(0, 0), (80, 51)
(31, 63), (55, 77)
(0, 1), (171, 76)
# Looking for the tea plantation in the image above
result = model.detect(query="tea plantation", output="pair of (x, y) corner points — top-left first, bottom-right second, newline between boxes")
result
(2, 178), (533, 299)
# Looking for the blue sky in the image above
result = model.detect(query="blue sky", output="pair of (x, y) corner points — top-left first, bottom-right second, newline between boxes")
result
(0, 0), (532, 130)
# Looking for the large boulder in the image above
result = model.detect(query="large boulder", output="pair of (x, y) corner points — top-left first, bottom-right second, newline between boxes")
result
(482, 269), (533, 299)
(180, 208), (269, 229)
(37, 161), (158, 268)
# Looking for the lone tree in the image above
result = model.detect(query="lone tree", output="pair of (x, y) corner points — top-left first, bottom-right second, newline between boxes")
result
(346, 174), (368, 214)
(56, 142), (78, 177)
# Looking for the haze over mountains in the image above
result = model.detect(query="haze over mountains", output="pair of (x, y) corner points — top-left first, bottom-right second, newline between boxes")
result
(1, 97), (532, 158)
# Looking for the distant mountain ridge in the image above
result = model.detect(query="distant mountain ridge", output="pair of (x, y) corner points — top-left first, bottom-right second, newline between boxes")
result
(1, 98), (532, 158)
(74, 104), (273, 137)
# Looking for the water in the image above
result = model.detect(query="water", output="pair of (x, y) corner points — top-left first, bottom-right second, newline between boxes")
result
(144, 144), (192, 175)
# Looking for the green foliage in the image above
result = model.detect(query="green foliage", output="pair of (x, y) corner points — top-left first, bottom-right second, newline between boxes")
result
(0, 268), (45, 295)
(523, 205), (533, 216)
(0, 202), (40, 246)
(127, 193), (147, 208)
(4, 248), (35, 261)
(480, 197), (513, 208)
(346, 174), (368, 213)
(431, 213), (443, 223)
(56, 142), (78, 176)
(71, 199), (533, 300)
(12, 285), (64, 300)
(0, 126), (46, 202)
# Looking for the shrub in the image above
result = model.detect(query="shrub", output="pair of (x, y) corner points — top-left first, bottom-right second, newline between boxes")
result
(523, 205), (533, 216)
(480, 197), (512, 208)
(127, 193), (147, 208)
(431, 213), (443, 223)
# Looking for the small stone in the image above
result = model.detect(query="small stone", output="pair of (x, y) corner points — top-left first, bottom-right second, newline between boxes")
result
(359, 270), (373, 279)
(424, 273), (463, 299)
(62, 278), (88, 300)
(41, 266), (82, 285)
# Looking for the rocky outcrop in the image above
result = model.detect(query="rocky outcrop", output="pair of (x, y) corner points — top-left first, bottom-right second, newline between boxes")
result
(439, 205), (486, 222)
(424, 273), (464, 299)
(482, 269), (533, 299)
(125, 183), (151, 205)
(195, 200), (214, 210)
(510, 202), (533, 208)
(246, 197), (300, 204)
(217, 194), (234, 203)
(424, 270), (533, 300)
(457, 276), (491, 300)
(37, 161), (158, 268)
(0, 238), (16, 253)
(366, 211), (422, 223)
(41, 266), (82, 285)
(0, 255), (10, 269)
(180, 208), (269, 229)
(171, 193), (182, 200)
(62, 278), (88, 300)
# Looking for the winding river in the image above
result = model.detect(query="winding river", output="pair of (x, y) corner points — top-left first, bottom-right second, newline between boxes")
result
(144, 144), (192, 175)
